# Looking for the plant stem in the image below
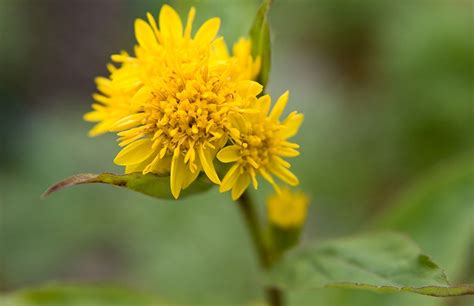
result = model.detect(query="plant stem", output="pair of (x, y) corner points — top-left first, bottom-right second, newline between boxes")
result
(237, 191), (284, 306)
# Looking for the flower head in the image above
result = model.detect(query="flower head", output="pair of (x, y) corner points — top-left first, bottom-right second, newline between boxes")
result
(267, 188), (309, 228)
(84, 5), (261, 199)
(217, 91), (304, 200)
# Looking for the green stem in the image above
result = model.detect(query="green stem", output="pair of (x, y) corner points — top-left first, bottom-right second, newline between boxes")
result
(237, 191), (284, 306)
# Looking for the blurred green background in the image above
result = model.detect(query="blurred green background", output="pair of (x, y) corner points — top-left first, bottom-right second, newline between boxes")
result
(1, 0), (473, 305)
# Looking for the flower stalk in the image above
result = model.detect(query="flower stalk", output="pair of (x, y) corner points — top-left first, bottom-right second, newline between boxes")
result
(237, 191), (284, 306)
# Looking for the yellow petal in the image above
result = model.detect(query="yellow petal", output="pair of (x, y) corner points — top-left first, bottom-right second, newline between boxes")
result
(228, 112), (248, 134)
(109, 113), (146, 132)
(246, 157), (259, 169)
(259, 168), (281, 192)
(141, 153), (171, 175)
(182, 164), (201, 189)
(257, 95), (271, 115)
(131, 86), (152, 106)
(83, 110), (103, 122)
(249, 168), (258, 189)
(125, 152), (156, 174)
(219, 163), (241, 192)
(114, 138), (153, 165)
(269, 164), (299, 186)
(159, 4), (183, 42)
(232, 37), (251, 58)
(184, 146), (196, 164)
(212, 37), (229, 60)
(115, 77), (142, 92)
(107, 63), (116, 73)
(143, 149), (163, 174)
(217, 145), (241, 163)
(237, 80), (263, 97)
(252, 56), (262, 79)
(282, 141), (300, 149)
(95, 76), (112, 89)
(88, 121), (112, 137)
(135, 19), (159, 52)
(146, 12), (162, 43)
(231, 174), (250, 200)
(125, 164), (144, 174)
(184, 7), (196, 39)
(281, 112), (304, 139)
(170, 148), (186, 199)
(92, 94), (109, 104)
(259, 168), (275, 185)
(118, 133), (146, 147)
(194, 17), (220, 45)
(271, 156), (291, 168)
(198, 145), (221, 184)
(278, 147), (300, 157)
(216, 133), (229, 149)
(269, 90), (289, 121)
(154, 155), (172, 175)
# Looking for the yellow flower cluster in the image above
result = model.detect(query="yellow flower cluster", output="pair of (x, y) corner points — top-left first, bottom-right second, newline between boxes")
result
(267, 188), (309, 228)
(85, 5), (303, 199)
(218, 92), (303, 199)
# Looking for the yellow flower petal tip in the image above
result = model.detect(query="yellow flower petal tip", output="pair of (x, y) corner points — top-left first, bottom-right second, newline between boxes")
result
(84, 5), (263, 198)
(194, 17), (221, 44)
(267, 188), (309, 228)
(269, 90), (289, 121)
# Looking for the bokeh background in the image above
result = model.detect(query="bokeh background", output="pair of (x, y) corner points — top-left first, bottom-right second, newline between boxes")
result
(1, 0), (473, 305)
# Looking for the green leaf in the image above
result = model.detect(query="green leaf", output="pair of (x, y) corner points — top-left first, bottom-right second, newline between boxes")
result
(268, 232), (474, 297)
(374, 157), (474, 278)
(42, 172), (213, 200)
(249, 0), (272, 88)
(289, 158), (474, 306)
(0, 283), (170, 306)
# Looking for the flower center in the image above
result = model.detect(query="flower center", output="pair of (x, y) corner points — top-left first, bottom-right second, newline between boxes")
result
(139, 52), (239, 169)
(239, 119), (277, 170)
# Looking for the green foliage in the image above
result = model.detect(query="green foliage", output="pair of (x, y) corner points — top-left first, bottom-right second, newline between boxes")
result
(0, 284), (168, 306)
(288, 159), (474, 305)
(2, 1), (474, 306)
(43, 172), (213, 200)
(268, 232), (473, 297)
(375, 157), (474, 278)
(380, 4), (474, 172)
(249, 0), (271, 88)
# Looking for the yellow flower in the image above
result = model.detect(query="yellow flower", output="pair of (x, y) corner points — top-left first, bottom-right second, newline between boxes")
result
(217, 91), (304, 200)
(83, 5), (261, 199)
(267, 188), (309, 228)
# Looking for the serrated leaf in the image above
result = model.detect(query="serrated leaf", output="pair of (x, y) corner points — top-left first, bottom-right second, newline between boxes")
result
(0, 283), (170, 306)
(43, 172), (213, 200)
(268, 232), (474, 297)
(249, 0), (272, 88)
